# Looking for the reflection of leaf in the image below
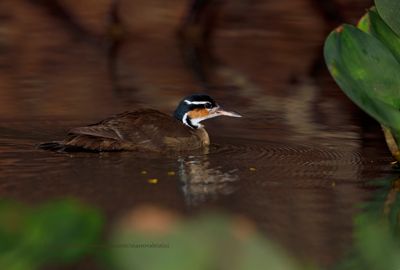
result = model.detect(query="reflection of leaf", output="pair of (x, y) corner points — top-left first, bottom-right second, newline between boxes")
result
(0, 199), (103, 270)
(353, 215), (400, 270)
(358, 175), (400, 237)
(111, 207), (311, 270)
(337, 214), (400, 270)
(336, 175), (400, 270)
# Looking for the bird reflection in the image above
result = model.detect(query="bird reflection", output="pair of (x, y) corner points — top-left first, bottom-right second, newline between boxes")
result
(177, 155), (239, 207)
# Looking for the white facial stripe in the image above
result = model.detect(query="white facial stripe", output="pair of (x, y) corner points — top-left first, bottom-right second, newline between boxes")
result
(182, 113), (194, 129)
(184, 100), (211, 105)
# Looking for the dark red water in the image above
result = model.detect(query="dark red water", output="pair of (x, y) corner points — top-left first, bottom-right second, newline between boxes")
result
(1, 0), (393, 268)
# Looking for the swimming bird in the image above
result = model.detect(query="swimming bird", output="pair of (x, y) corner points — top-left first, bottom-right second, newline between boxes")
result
(38, 94), (241, 152)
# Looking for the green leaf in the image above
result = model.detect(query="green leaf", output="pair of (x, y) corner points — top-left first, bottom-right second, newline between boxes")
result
(0, 199), (103, 270)
(357, 12), (370, 32)
(358, 8), (400, 63)
(0, 201), (28, 254)
(24, 200), (103, 264)
(376, 0), (400, 37)
(324, 24), (400, 134)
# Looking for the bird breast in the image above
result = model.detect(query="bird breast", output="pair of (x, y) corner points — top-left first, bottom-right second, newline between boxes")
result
(195, 128), (210, 146)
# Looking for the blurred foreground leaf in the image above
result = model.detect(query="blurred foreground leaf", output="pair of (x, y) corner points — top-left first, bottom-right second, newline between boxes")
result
(110, 206), (312, 270)
(0, 199), (103, 270)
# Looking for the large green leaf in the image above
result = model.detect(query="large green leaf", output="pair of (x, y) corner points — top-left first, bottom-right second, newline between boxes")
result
(324, 24), (400, 134)
(375, 0), (400, 37)
(358, 8), (400, 63)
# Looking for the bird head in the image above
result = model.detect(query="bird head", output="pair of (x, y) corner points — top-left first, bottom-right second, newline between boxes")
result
(174, 94), (242, 129)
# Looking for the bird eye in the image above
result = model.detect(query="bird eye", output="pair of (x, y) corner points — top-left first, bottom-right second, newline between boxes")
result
(205, 103), (212, 109)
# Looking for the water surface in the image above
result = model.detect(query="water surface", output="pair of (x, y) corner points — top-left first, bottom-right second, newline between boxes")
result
(0, 0), (391, 268)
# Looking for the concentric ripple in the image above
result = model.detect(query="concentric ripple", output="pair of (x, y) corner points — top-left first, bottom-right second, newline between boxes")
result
(208, 137), (364, 182)
(211, 138), (361, 164)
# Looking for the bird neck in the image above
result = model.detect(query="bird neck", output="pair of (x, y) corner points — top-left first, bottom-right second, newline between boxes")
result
(195, 127), (210, 146)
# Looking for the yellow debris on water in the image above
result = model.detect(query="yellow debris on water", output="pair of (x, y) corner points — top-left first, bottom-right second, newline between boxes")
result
(141, 170), (147, 175)
(167, 171), (175, 176)
(148, 178), (158, 184)
(249, 167), (256, 172)
(332, 181), (336, 187)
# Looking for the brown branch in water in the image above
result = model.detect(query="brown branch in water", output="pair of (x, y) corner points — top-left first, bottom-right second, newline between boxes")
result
(181, 0), (221, 40)
(107, 0), (123, 92)
(25, 0), (133, 99)
(105, 0), (137, 99)
(25, 0), (103, 45)
(310, 0), (345, 28)
(308, 0), (345, 78)
(107, 0), (124, 42)
(178, 0), (223, 89)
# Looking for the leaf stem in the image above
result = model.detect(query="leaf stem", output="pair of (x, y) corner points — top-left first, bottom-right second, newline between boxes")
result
(382, 125), (400, 161)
